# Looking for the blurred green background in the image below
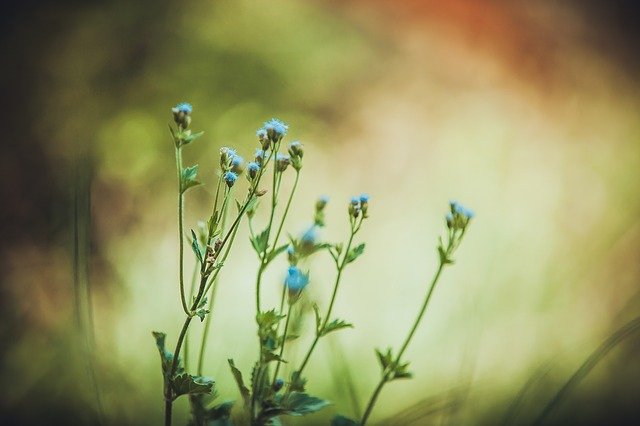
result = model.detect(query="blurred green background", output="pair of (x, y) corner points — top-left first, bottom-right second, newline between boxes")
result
(1, 0), (640, 424)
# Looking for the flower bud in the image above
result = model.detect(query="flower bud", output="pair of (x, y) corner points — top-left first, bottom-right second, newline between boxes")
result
(172, 102), (193, 128)
(276, 153), (291, 172)
(263, 118), (288, 143)
(224, 171), (238, 188)
(247, 162), (260, 180)
(273, 378), (285, 392)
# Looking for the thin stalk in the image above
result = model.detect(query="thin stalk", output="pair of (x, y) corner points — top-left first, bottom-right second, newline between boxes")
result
(360, 239), (453, 426)
(270, 170), (299, 258)
(272, 303), (293, 384)
(184, 263), (199, 371)
(166, 155), (271, 426)
(175, 146), (189, 315)
(297, 223), (358, 376)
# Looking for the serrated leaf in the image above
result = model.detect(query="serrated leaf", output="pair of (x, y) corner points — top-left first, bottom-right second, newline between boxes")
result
(181, 165), (202, 193)
(312, 303), (322, 334)
(289, 371), (307, 393)
(345, 243), (365, 264)
(251, 228), (270, 255)
(280, 392), (330, 416)
(320, 318), (353, 337)
(266, 243), (290, 263)
(262, 350), (286, 363)
(438, 244), (454, 265)
(171, 373), (214, 397)
(228, 359), (251, 407)
(256, 309), (285, 329)
(332, 415), (360, 426)
(196, 308), (209, 322)
(183, 130), (204, 146)
(191, 229), (204, 263)
(375, 347), (393, 372)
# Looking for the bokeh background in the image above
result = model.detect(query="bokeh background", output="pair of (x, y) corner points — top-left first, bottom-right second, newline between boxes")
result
(1, 0), (640, 424)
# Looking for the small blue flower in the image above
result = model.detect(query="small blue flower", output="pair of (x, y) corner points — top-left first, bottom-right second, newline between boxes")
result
(255, 149), (265, 163)
(273, 378), (285, 392)
(351, 196), (360, 206)
(256, 128), (267, 139)
(276, 153), (291, 172)
(445, 212), (454, 228)
(319, 195), (329, 204)
(224, 171), (238, 187)
(286, 245), (295, 255)
(359, 193), (370, 203)
(175, 102), (193, 114)
(284, 266), (309, 292)
(264, 118), (288, 141)
(247, 161), (260, 179)
(301, 225), (317, 244)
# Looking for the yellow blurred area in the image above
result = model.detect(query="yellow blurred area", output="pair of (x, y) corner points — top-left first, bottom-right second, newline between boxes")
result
(2, 0), (639, 424)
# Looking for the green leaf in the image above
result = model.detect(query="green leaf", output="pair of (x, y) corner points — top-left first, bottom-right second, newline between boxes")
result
(262, 350), (286, 363)
(152, 331), (182, 379)
(266, 243), (290, 263)
(208, 211), (219, 238)
(191, 229), (204, 263)
(195, 308), (209, 322)
(280, 392), (330, 416)
(228, 359), (251, 407)
(182, 130), (204, 146)
(208, 400), (234, 426)
(375, 347), (393, 372)
(181, 164), (202, 193)
(256, 309), (285, 329)
(171, 373), (214, 397)
(312, 304), (322, 335)
(289, 371), (307, 393)
(332, 415), (360, 426)
(438, 243), (454, 265)
(345, 243), (365, 264)
(320, 318), (353, 337)
(392, 361), (413, 380)
(251, 228), (270, 255)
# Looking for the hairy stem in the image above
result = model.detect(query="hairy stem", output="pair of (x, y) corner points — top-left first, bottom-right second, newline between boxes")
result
(175, 146), (189, 316)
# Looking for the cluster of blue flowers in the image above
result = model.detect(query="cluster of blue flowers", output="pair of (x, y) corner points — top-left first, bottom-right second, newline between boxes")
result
(349, 193), (370, 218)
(446, 200), (474, 230)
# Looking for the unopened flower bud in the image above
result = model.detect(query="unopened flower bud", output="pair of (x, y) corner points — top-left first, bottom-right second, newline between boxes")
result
(247, 162), (260, 180)
(276, 153), (291, 172)
(256, 188), (268, 197)
(172, 102), (193, 128)
(224, 171), (238, 188)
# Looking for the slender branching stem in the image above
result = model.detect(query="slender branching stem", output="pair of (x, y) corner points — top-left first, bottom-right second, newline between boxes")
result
(175, 146), (190, 316)
(184, 263), (199, 371)
(360, 236), (456, 425)
(296, 219), (359, 376)
(272, 303), (293, 385)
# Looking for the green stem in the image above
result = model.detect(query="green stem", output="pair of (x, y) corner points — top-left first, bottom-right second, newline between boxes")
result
(272, 303), (293, 385)
(184, 263), (199, 371)
(360, 239), (453, 425)
(296, 223), (357, 376)
(175, 146), (189, 316)
(270, 170), (299, 258)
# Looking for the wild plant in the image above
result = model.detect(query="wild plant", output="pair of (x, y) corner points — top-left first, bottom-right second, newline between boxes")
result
(152, 103), (473, 426)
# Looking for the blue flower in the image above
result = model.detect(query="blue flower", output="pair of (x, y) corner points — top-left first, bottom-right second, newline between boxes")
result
(224, 171), (238, 187)
(350, 196), (360, 206)
(175, 102), (192, 114)
(256, 128), (267, 139)
(286, 245), (295, 255)
(359, 193), (370, 203)
(247, 161), (260, 179)
(264, 118), (288, 141)
(276, 153), (291, 172)
(301, 225), (317, 244)
(255, 149), (265, 163)
(285, 266), (309, 292)
(273, 378), (285, 392)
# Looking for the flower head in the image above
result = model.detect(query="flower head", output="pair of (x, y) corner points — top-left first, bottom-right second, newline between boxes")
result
(273, 378), (285, 392)
(263, 118), (288, 142)
(224, 171), (238, 188)
(359, 193), (370, 204)
(231, 154), (244, 174)
(285, 266), (309, 292)
(276, 153), (291, 172)
(316, 195), (329, 211)
(447, 200), (474, 229)
(256, 128), (270, 149)
(247, 161), (260, 180)
(175, 102), (193, 114)
(172, 102), (193, 128)
(255, 148), (265, 163)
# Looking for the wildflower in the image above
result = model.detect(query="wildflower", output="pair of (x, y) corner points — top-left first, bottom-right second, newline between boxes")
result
(255, 149), (265, 163)
(256, 127), (270, 149)
(247, 162), (260, 180)
(285, 266), (309, 303)
(360, 193), (370, 218)
(220, 147), (237, 170)
(316, 195), (329, 211)
(273, 378), (285, 392)
(349, 196), (361, 218)
(263, 118), (288, 143)
(224, 171), (238, 188)
(276, 153), (291, 172)
(288, 140), (304, 158)
(231, 154), (245, 174)
(287, 245), (296, 264)
(448, 200), (474, 229)
(172, 102), (193, 128)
